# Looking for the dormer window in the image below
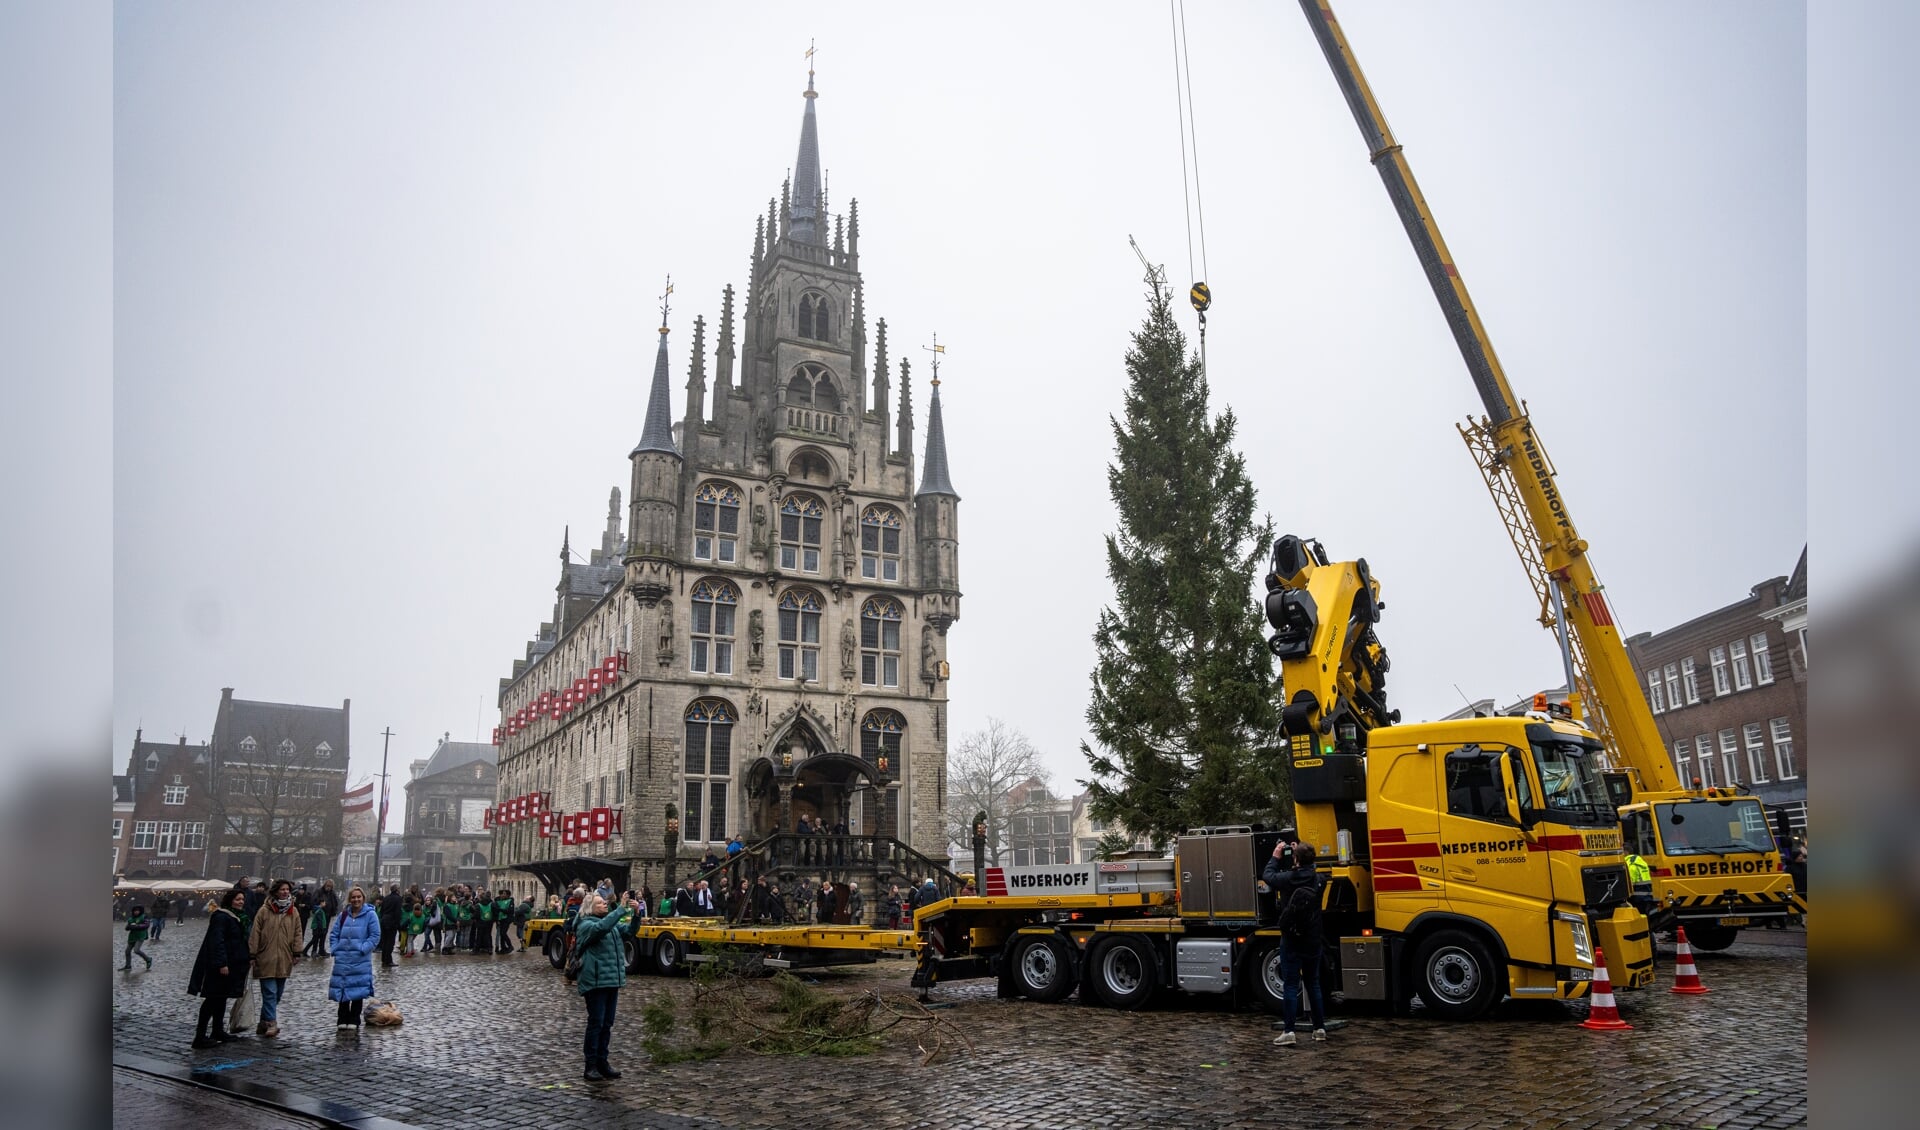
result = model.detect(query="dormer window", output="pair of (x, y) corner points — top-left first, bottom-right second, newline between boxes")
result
(315, 741), (333, 759)
(144, 753), (159, 772)
(239, 736), (258, 755)
(277, 739), (296, 757)
(798, 292), (832, 342)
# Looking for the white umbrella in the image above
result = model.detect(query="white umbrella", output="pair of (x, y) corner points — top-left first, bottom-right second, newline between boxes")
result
(114, 879), (155, 892)
(150, 879), (204, 893)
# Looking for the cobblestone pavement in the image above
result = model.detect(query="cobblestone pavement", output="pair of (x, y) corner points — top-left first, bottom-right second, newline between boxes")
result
(112, 921), (1806, 1129)
(114, 1068), (328, 1129)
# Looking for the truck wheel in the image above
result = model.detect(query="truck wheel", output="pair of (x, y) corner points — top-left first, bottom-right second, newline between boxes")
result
(1248, 942), (1288, 1013)
(653, 931), (684, 976)
(1683, 924), (1736, 951)
(1009, 935), (1076, 1003)
(1084, 936), (1157, 1010)
(623, 935), (641, 975)
(1412, 930), (1500, 1020)
(544, 929), (566, 970)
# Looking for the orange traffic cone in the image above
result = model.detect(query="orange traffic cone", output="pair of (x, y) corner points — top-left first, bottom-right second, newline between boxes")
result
(1579, 946), (1633, 1030)
(1669, 925), (1712, 995)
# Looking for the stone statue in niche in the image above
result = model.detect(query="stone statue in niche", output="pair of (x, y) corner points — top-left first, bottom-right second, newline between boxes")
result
(841, 619), (857, 679)
(656, 599), (676, 667)
(748, 608), (766, 669)
(751, 503), (768, 554)
(921, 626), (937, 683)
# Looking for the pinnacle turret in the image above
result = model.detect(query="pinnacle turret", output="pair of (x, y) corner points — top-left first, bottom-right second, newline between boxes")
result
(790, 62), (824, 245)
(917, 374), (958, 499)
(632, 281), (679, 456)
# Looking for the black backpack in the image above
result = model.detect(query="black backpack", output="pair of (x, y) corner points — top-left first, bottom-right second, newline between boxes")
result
(1277, 883), (1318, 942)
(563, 930), (584, 981)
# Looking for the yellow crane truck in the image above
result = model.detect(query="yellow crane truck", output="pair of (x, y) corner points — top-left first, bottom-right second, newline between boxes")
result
(1297, 0), (1803, 949)
(908, 537), (1653, 1020)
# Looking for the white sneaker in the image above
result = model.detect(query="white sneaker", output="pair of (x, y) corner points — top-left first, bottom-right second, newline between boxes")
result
(337, 1023), (353, 1030)
(1312, 1028), (1327, 1041)
(1273, 1030), (1297, 1046)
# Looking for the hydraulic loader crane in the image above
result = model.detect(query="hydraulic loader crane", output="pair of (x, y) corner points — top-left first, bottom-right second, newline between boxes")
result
(1297, 0), (1803, 947)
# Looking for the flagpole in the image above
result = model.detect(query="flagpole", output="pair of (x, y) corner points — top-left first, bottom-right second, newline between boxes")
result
(370, 727), (393, 889)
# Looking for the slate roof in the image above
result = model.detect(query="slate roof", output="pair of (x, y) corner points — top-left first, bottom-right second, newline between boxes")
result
(419, 739), (497, 780)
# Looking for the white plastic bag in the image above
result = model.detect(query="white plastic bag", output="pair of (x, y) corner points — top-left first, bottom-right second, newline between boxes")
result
(228, 979), (260, 1031)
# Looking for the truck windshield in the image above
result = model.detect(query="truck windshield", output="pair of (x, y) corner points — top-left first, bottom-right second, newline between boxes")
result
(1653, 798), (1776, 856)
(1530, 740), (1613, 825)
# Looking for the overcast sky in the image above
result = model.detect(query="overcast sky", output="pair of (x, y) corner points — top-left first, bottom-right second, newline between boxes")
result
(108, 2), (1808, 830)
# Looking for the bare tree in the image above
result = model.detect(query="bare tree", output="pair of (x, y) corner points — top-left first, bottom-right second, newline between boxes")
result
(208, 727), (347, 881)
(944, 718), (1049, 866)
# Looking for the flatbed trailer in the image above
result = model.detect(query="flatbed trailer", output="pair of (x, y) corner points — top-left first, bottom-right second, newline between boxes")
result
(527, 911), (921, 977)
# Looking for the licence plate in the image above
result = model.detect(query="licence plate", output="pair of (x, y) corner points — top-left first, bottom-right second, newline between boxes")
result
(1717, 916), (1749, 927)
(1568, 968), (1592, 981)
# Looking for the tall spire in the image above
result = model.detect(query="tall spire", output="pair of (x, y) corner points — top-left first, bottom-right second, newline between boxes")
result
(918, 337), (957, 497)
(789, 44), (824, 246)
(683, 313), (707, 430)
(632, 276), (678, 455)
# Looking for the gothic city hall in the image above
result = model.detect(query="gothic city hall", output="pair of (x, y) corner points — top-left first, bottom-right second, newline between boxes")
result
(487, 71), (961, 900)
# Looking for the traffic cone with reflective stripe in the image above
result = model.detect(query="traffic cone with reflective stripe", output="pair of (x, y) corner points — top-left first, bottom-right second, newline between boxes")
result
(1669, 926), (1711, 995)
(1579, 946), (1632, 1030)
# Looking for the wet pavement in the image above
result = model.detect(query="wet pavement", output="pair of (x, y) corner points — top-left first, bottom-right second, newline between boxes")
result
(114, 1068), (329, 1129)
(112, 919), (1806, 1129)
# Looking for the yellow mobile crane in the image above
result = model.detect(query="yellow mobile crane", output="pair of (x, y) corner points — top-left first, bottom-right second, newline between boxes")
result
(1297, 0), (1803, 949)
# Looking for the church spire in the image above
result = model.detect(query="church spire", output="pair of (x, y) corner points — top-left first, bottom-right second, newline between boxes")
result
(632, 277), (678, 455)
(789, 45), (824, 246)
(917, 339), (957, 498)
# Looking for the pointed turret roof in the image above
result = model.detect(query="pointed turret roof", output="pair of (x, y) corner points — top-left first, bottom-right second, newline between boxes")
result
(633, 290), (679, 456)
(917, 377), (958, 498)
(789, 63), (824, 245)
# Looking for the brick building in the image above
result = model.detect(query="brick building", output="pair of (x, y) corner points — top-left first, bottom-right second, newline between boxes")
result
(119, 733), (217, 880)
(1625, 549), (1809, 832)
(208, 688), (352, 882)
(489, 67), (961, 899)
(112, 773), (137, 878)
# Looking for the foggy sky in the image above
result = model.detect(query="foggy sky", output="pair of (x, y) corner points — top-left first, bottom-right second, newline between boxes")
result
(108, 2), (1806, 829)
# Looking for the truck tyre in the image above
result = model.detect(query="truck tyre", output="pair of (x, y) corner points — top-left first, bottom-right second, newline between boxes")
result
(1084, 936), (1157, 1010)
(1248, 941), (1288, 1013)
(544, 929), (567, 970)
(653, 931), (685, 976)
(1412, 929), (1500, 1020)
(1009, 935), (1076, 1003)
(1683, 924), (1736, 951)
(623, 934), (641, 974)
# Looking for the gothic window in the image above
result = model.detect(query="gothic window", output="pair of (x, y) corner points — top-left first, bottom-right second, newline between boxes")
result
(683, 698), (736, 844)
(861, 505), (903, 582)
(785, 363), (840, 415)
(798, 292), (832, 342)
(690, 579), (739, 676)
(777, 589), (823, 681)
(861, 597), (904, 688)
(860, 710), (906, 770)
(780, 494), (825, 572)
(694, 481), (742, 563)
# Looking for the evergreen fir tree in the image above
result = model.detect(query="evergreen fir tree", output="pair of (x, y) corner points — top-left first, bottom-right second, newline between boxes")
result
(1080, 284), (1283, 846)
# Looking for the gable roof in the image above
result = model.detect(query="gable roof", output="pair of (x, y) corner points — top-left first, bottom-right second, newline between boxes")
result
(419, 739), (496, 780)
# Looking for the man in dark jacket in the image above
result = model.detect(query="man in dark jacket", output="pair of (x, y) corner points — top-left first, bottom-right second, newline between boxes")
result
(378, 884), (404, 967)
(673, 884), (698, 918)
(147, 893), (170, 942)
(1263, 836), (1329, 1045)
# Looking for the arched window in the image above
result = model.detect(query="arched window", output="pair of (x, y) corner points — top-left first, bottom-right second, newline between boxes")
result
(778, 589), (824, 681)
(790, 450), (832, 482)
(689, 579), (739, 676)
(861, 505), (903, 582)
(861, 597), (904, 688)
(785, 370), (813, 405)
(798, 292), (832, 342)
(460, 851), (487, 870)
(694, 481), (742, 563)
(779, 493), (824, 572)
(861, 710), (906, 769)
(683, 699), (736, 844)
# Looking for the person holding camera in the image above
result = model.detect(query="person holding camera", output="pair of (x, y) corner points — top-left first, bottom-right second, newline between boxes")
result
(1264, 830), (1329, 1046)
(574, 891), (637, 1081)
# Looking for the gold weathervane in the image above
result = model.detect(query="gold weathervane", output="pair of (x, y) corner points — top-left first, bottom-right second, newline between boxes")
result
(658, 275), (673, 335)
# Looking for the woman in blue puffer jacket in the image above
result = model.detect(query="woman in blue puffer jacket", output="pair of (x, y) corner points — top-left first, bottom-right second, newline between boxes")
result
(327, 885), (381, 1029)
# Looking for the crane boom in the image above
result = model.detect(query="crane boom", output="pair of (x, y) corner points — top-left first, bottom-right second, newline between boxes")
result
(1297, 0), (1677, 794)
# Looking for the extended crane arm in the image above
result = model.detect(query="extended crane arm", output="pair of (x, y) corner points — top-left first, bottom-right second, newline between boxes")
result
(1299, 0), (1678, 794)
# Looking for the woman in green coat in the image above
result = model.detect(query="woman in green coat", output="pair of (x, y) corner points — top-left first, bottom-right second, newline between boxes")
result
(574, 892), (636, 1081)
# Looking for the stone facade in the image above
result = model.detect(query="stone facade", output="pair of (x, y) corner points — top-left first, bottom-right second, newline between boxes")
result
(490, 70), (961, 898)
(402, 736), (498, 891)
